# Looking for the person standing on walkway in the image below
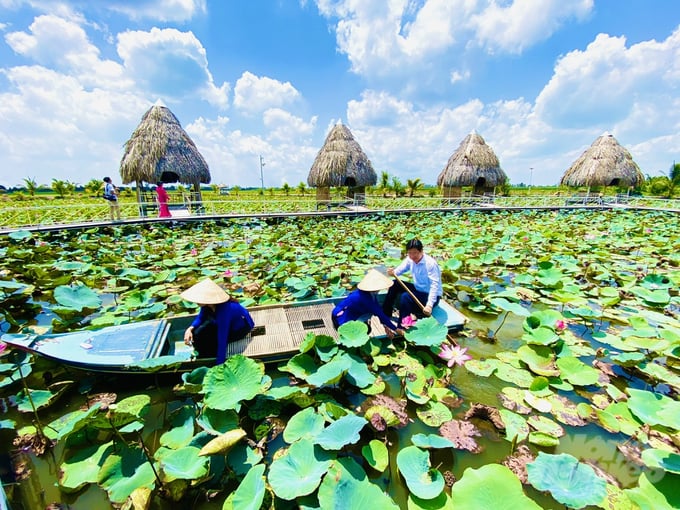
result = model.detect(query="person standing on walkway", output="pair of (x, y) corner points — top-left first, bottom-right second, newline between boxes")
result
(103, 177), (121, 221)
(155, 182), (171, 218)
(382, 238), (443, 328)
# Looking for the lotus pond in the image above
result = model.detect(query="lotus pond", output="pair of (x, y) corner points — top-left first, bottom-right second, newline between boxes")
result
(1, 208), (680, 509)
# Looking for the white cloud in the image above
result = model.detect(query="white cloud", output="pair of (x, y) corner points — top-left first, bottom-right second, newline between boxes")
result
(535, 29), (680, 134)
(471, 0), (593, 54)
(450, 69), (470, 83)
(5, 14), (129, 88)
(263, 108), (317, 142)
(233, 72), (301, 114)
(187, 110), (319, 188)
(107, 0), (206, 22)
(117, 27), (229, 108)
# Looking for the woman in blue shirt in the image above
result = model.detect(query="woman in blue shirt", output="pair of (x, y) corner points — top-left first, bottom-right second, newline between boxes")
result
(332, 269), (404, 338)
(181, 278), (254, 364)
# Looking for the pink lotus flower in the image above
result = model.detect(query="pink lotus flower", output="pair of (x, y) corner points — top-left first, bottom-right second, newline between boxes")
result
(190, 248), (197, 256)
(438, 344), (472, 367)
(224, 269), (234, 278)
(555, 319), (567, 332)
(0, 341), (6, 354)
(401, 315), (416, 328)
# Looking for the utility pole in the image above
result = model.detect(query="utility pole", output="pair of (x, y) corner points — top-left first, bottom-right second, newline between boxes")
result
(259, 155), (265, 195)
(529, 167), (533, 188)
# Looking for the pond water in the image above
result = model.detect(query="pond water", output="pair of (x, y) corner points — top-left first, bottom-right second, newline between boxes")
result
(1, 209), (679, 509)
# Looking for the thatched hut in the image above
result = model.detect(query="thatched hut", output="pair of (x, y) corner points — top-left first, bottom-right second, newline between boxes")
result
(307, 123), (377, 203)
(437, 132), (507, 197)
(119, 104), (211, 214)
(560, 133), (644, 189)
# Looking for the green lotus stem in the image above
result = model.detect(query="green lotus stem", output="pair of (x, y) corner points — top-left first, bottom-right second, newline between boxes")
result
(491, 311), (509, 338)
(136, 430), (164, 489)
(15, 359), (47, 440)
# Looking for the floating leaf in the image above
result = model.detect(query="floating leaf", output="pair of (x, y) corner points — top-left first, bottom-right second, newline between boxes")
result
(404, 317), (448, 347)
(318, 456), (399, 509)
(159, 446), (209, 482)
(198, 428), (247, 456)
(556, 357), (600, 386)
(450, 464), (542, 509)
(362, 439), (389, 472)
(223, 464), (266, 510)
(337, 320), (370, 347)
(315, 414), (367, 450)
(97, 445), (156, 503)
(202, 355), (270, 411)
(283, 407), (325, 443)
(53, 284), (102, 311)
(268, 438), (332, 500)
(640, 448), (680, 474)
(526, 452), (607, 508)
(396, 445), (445, 500)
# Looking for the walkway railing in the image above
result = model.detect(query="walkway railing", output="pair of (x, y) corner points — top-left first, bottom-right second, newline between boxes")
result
(1, 195), (678, 231)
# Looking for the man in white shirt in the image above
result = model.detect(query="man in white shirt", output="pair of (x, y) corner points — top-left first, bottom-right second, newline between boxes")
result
(382, 238), (443, 328)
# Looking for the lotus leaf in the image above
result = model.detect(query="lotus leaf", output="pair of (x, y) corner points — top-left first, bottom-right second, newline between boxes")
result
(8, 230), (32, 241)
(127, 354), (187, 372)
(464, 358), (498, 377)
(197, 407), (239, 435)
(555, 357), (600, 386)
(159, 446), (209, 482)
(416, 401), (452, 427)
(493, 361), (535, 388)
(53, 284), (102, 311)
(227, 442), (263, 476)
(159, 405), (195, 449)
(411, 433), (454, 449)
(337, 320), (370, 347)
(305, 353), (352, 387)
(318, 456), (399, 509)
(449, 463), (541, 510)
(404, 317), (448, 347)
(0, 419), (16, 429)
(202, 355), (270, 411)
(59, 441), (113, 492)
(15, 384), (71, 413)
(627, 388), (680, 428)
(522, 325), (559, 346)
(362, 439), (389, 472)
(345, 353), (377, 388)
(282, 352), (317, 379)
(489, 297), (530, 317)
(268, 438), (332, 500)
(526, 452), (607, 508)
(545, 394), (587, 426)
(315, 414), (367, 450)
(629, 286), (671, 306)
(638, 362), (680, 390)
(641, 448), (680, 474)
(97, 444), (157, 503)
(283, 407), (325, 443)
(396, 445), (445, 500)
(198, 428), (247, 456)
(624, 472), (675, 510)
(498, 409), (529, 443)
(223, 464), (266, 510)
(527, 415), (564, 438)
(44, 402), (101, 441)
(518, 345), (559, 377)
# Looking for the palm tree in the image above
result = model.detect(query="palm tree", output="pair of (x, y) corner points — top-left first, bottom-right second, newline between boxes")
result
(391, 176), (405, 197)
(51, 179), (69, 198)
(379, 171), (390, 197)
(84, 179), (102, 197)
(23, 177), (38, 197)
(406, 178), (423, 197)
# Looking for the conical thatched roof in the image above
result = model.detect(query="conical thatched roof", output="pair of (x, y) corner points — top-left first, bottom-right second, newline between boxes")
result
(307, 123), (377, 187)
(119, 104), (211, 186)
(560, 133), (643, 188)
(437, 132), (507, 187)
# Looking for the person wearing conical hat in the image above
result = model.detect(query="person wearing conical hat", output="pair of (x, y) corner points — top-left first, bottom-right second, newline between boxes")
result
(181, 278), (254, 363)
(331, 269), (404, 338)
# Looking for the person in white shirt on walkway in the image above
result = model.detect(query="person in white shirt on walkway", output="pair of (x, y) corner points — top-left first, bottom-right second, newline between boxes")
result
(381, 238), (443, 328)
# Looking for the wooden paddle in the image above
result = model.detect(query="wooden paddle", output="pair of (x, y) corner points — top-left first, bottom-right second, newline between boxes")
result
(392, 273), (459, 346)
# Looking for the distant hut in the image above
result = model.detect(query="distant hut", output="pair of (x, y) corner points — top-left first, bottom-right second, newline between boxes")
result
(437, 132), (507, 197)
(307, 123), (377, 204)
(560, 133), (644, 189)
(119, 104), (211, 214)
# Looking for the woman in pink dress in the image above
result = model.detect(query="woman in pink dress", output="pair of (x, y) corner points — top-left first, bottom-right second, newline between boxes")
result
(156, 182), (171, 218)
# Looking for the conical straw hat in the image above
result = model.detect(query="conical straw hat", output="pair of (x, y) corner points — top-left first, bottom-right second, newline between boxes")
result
(180, 278), (229, 304)
(357, 269), (393, 292)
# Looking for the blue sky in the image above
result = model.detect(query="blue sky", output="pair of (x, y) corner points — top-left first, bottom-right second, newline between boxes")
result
(1, 0), (679, 189)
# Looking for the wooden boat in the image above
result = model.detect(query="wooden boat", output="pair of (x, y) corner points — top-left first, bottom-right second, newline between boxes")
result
(0, 297), (467, 373)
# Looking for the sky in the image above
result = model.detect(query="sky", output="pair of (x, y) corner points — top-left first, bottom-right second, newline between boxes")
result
(0, 0), (679, 189)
